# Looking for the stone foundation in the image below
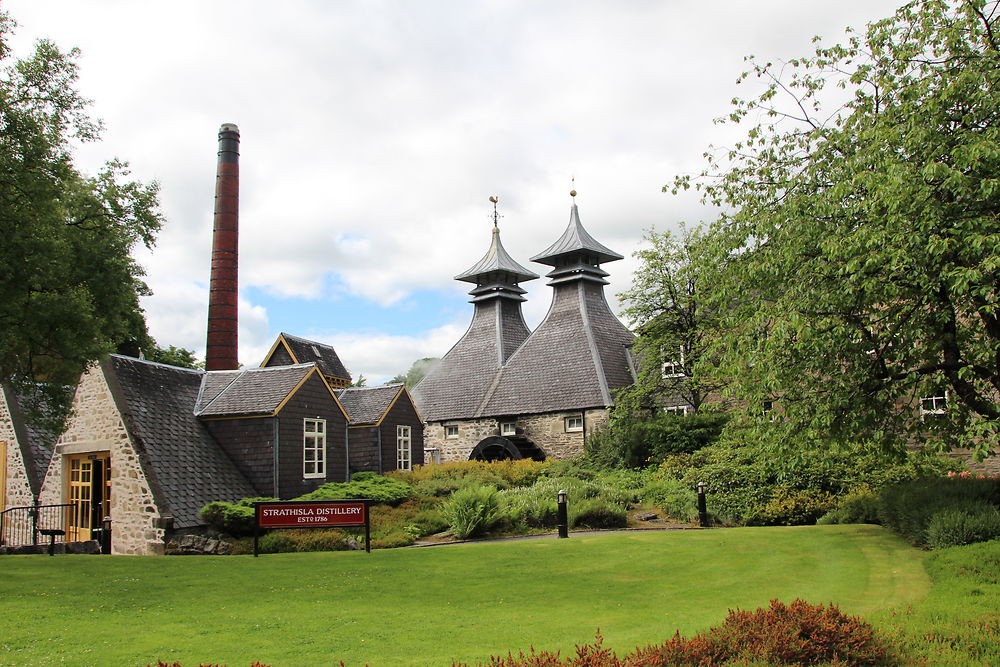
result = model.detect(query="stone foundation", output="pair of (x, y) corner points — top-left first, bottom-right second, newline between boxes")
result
(423, 408), (610, 462)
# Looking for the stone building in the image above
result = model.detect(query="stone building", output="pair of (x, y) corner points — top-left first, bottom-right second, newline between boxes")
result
(413, 196), (635, 461)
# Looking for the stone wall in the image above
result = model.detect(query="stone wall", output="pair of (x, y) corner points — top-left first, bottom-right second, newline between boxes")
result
(424, 408), (610, 462)
(37, 366), (166, 556)
(0, 392), (36, 512)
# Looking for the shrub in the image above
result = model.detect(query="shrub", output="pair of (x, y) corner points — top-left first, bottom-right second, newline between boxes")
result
(391, 460), (547, 490)
(754, 488), (837, 526)
(371, 531), (415, 549)
(569, 498), (627, 529)
(445, 484), (502, 539)
(818, 486), (881, 525)
(295, 475), (413, 505)
(199, 502), (256, 537)
(285, 528), (349, 552)
(585, 411), (728, 469)
(257, 530), (295, 554)
(640, 478), (698, 522)
(877, 476), (1000, 546)
(926, 502), (1000, 549)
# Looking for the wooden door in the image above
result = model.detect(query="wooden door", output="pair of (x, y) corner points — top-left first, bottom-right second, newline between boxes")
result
(66, 452), (110, 541)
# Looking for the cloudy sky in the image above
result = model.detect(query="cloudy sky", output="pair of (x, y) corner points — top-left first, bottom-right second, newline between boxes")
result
(6, 0), (903, 382)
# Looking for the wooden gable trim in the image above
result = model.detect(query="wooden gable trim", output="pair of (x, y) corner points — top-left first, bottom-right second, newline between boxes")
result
(370, 386), (406, 428)
(262, 334), (298, 367)
(272, 366), (351, 423)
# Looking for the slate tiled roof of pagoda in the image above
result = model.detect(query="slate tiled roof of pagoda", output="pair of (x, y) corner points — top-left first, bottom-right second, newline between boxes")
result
(531, 202), (624, 267)
(412, 224), (535, 422)
(195, 363), (317, 417)
(103, 356), (256, 529)
(274, 333), (351, 381)
(455, 226), (539, 285)
(1, 385), (62, 495)
(337, 384), (404, 425)
(479, 201), (635, 416)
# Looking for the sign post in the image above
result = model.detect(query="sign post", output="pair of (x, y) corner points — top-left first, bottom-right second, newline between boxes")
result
(253, 499), (371, 556)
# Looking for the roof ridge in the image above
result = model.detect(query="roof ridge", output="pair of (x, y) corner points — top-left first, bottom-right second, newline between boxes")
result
(194, 369), (245, 416)
(109, 353), (205, 375)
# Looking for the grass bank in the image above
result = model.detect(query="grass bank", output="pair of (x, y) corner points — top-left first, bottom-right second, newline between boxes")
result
(0, 525), (925, 666)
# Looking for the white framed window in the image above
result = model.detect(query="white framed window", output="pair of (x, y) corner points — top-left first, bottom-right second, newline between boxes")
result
(444, 424), (459, 439)
(397, 425), (412, 471)
(303, 418), (326, 478)
(500, 422), (516, 436)
(565, 416), (583, 432)
(663, 405), (691, 416)
(920, 393), (948, 420)
(661, 345), (686, 379)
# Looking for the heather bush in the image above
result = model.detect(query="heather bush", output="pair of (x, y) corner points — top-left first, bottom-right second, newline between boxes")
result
(391, 459), (547, 490)
(445, 484), (502, 539)
(257, 530), (295, 554)
(462, 599), (893, 665)
(755, 488), (837, 526)
(925, 502), (1000, 549)
(500, 477), (632, 532)
(877, 476), (1000, 546)
(569, 497), (627, 529)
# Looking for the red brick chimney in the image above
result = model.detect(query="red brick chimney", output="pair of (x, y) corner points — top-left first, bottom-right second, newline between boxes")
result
(205, 123), (240, 371)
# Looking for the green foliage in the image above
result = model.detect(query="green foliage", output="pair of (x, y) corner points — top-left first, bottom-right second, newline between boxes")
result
(499, 476), (633, 532)
(585, 411), (728, 468)
(0, 12), (163, 431)
(444, 484), (501, 539)
(675, 0), (1000, 455)
(615, 226), (727, 418)
(655, 435), (959, 526)
(143, 344), (200, 369)
(640, 478), (698, 522)
(387, 357), (440, 388)
(199, 501), (256, 537)
(294, 475), (413, 506)
(568, 498), (627, 529)
(925, 503), (1000, 550)
(877, 476), (1000, 547)
(390, 459), (546, 495)
(818, 487), (881, 526)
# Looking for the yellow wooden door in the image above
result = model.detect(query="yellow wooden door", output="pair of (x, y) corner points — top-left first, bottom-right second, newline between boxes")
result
(66, 452), (110, 541)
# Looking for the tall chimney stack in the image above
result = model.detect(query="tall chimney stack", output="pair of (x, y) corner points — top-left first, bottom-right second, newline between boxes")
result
(205, 123), (240, 371)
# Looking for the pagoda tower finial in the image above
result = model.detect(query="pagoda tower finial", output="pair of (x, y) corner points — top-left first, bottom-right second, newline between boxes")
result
(488, 195), (501, 228)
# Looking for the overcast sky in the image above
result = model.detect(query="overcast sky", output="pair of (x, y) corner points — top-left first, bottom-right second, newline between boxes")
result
(6, 0), (904, 383)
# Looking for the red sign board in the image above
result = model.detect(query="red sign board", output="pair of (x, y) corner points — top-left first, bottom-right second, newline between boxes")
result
(256, 500), (368, 529)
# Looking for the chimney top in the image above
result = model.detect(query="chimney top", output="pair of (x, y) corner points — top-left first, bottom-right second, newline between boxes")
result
(219, 123), (240, 135)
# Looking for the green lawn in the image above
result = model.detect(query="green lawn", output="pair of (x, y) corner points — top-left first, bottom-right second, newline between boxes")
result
(0, 525), (927, 667)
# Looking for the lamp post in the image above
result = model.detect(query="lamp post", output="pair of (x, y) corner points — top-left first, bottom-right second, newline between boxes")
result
(697, 482), (709, 528)
(557, 490), (568, 538)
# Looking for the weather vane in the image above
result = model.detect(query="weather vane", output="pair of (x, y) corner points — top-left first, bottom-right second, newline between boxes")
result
(489, 195), (502, 228)
(570, 176), (577, 198)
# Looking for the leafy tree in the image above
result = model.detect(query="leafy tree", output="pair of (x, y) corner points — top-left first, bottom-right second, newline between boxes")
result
(616, 225), (727, 415)
(0, 13), (163, 429)
(143, 344), (200, 370)
(675, 0), (1000, 456)
(350, 373), (367, 388)
(388, 357), (440, 387)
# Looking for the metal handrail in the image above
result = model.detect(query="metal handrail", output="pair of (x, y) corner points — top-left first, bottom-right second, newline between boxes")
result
(0, 504), (73, 548)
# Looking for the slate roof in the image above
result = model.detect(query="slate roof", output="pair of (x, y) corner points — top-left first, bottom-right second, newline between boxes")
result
(103, 356), (257, 529)
(417, 200), (635, 422)
(413, 294), (532, 422)
(274, 333), (351, 381)
(531, 202), (624, 266)
(455, 226), (539, 284)
(1, 385), (62, 496)
(195, 364), (316, 417)
(479, 280), (635, 415)
(337, 384), (404, 426)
